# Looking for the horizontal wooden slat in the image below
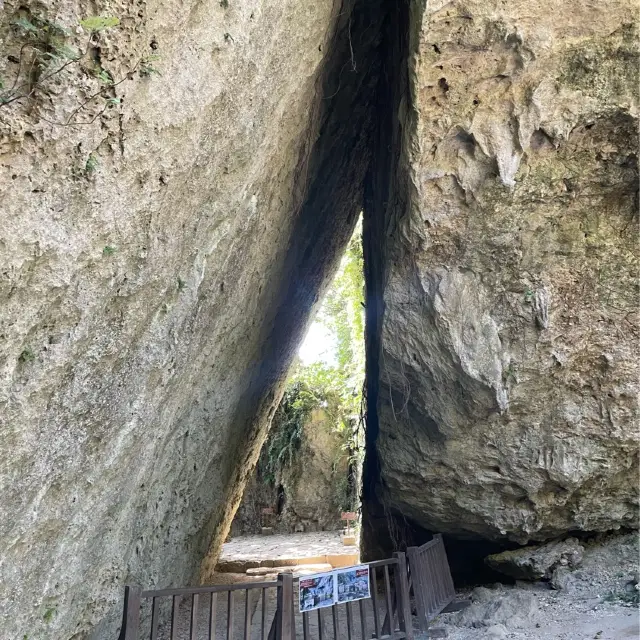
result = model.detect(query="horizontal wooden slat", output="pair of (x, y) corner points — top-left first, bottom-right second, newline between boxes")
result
(367, 558), (399, 568)
(142, 581), (277, 598)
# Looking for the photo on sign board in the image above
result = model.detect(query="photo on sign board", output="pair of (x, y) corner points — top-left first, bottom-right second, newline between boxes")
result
(336, 565), (370, 604)
(298, 571), (336, 613)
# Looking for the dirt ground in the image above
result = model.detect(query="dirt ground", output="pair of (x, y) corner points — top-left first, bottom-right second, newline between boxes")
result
(217, 531), (359, 572)
(434, 532), (639, 640)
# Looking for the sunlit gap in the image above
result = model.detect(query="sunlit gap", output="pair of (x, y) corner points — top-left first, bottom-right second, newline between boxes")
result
(230, 215), (366, 553)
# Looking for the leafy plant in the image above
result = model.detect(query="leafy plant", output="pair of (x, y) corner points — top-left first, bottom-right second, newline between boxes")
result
(317, 219), (365, 395)
(255, 218), (366, 514)
(503, 361), (517, 384)
(19, 348), (35, 363)
(85, 154), (98, 174)
(524, 287), (534, 303)
(177, 277), (186, 291)
(94, 67), (113, 85)
(103, 245), (116, 256)
(0, 11), (154, 126)
(259, 381), (318, 484)
(140, 55), (162, 77)
(42, 606), (56, 622)
(12, 17), (40, 34)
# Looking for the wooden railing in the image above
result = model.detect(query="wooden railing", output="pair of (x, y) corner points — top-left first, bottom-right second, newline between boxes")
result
(117, 553), (414, 639)
(118, 577), (281, 640)
(406, 534), (457, 633)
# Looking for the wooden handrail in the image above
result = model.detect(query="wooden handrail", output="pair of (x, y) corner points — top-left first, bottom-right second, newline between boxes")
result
(142, 580), (277, 598)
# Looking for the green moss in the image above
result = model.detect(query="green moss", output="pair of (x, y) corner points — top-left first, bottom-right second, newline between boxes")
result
(42, 606), (56, 623)
(19, 348), (35, 363)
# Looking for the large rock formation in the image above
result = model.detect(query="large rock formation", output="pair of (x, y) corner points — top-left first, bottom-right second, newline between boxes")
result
(0, 0), (385, 637)
(1, 0), (637, 635)
(364, 0), (638, 548)
(232, 407), (351, 535)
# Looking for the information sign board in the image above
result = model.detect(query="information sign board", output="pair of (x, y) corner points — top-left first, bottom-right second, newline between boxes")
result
(298, 565), (371, 612)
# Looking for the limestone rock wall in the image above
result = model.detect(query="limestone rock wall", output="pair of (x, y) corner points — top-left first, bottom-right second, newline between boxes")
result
(232, 408), (351, 535)
(0, 0), (384, 637)
(365, 0), (638, 546)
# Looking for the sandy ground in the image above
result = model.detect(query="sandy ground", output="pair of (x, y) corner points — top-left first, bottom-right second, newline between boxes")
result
(435, 583), (639, 640)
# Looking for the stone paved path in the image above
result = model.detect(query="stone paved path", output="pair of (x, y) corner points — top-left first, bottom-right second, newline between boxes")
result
(217, 531), (359, 573)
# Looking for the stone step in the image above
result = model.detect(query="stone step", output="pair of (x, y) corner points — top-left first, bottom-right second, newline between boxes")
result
(216, 552), (359, 574)
(246, 563), (333, 577)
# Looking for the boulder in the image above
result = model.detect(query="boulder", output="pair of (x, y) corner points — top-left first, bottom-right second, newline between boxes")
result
(0, 0), (386, 637)
(486, 538), (584, 580)
(364, 0), (639, 546)
(550, 566), (578, 592)
(484, 624), (508, 640)
(455, 588), (538, 629)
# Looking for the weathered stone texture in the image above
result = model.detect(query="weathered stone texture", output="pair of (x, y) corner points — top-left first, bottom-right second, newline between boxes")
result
(0, 0), (378, 637)
(372, 0), (638, 544)
(233, 408), (350, 535)
(486, 538), (585, 581)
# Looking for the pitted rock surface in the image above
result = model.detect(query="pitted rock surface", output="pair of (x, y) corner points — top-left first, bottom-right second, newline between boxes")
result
(0, 0), (385, 637)
(365, 0), (639, 545)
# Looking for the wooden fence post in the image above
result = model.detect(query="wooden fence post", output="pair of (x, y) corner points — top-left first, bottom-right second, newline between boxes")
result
(276, 572), (295, 640)
(407, 546), (429, 633)
(117, 585), (142, 640)
(393, 552), (414, 640)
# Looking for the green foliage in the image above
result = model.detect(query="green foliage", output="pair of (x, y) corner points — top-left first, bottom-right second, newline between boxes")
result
(42, 607), (56, 622)
(524, 287), (534, 303)
(503, 361), (517, 384)
(85, 154), (98, 174)
(103, 245), (116, 256)
(19, 348), (35, 363)
(256, 218), (365, 515)
(177, 277), (186, 291)
(1, 10), (141, 124)
(220, 0), (229, 7)
(50, 43), (80, 61)
(12, 17), (39, 34)
(9, 14), (76, 76)
(317, 218), (365, 392)
(140, 55), (162, 77)
(79, 16), (120, 32)
(94, 67), (113, 85)
(259, 381), (319, 484)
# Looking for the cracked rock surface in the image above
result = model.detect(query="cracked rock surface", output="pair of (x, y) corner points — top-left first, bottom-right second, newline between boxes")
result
(367, 0), (638, 544)
(0, 0), (382, 637)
